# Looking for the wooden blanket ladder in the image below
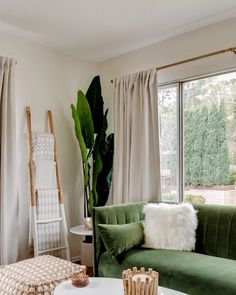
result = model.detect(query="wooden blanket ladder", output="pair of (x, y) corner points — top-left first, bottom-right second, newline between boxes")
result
(26, 106), (70, 260)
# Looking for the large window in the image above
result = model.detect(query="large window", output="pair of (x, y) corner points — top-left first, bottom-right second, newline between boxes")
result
(159, 71), (236, 205)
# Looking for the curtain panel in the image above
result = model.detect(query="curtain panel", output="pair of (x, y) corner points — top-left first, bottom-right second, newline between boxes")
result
(0, 56), (19, 265)
(112, 68), (161, 204)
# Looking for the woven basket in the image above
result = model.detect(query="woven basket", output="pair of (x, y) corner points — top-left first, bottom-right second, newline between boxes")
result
(0, 255), (86, 295)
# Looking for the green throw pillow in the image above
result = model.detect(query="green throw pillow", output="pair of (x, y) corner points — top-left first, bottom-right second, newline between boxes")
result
(98, 221), (144, 257)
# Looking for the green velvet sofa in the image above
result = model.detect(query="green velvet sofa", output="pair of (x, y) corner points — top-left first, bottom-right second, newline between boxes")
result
(93, 202), (236, 295)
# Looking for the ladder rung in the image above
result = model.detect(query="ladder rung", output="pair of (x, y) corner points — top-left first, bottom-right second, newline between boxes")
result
(38, 245), (67, 254)
(35, 189), (60, 192)
(37, 217), (62, 224)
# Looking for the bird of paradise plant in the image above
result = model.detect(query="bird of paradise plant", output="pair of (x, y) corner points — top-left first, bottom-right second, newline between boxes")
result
(71, 76), (114, 217)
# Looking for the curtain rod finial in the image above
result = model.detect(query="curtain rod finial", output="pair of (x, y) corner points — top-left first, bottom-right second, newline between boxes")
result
(230, 47), (236, 54)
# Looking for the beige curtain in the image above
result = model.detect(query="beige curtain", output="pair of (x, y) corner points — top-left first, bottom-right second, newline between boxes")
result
(112, 68), (161, 204)
(0, 56), (19, 265)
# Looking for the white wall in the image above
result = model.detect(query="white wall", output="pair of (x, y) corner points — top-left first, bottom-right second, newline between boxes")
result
(0, 31), (97, 260)
(98, 17), (236, 131)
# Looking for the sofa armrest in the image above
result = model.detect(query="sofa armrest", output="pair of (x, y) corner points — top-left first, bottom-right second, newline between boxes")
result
(93, 202), (145, 276)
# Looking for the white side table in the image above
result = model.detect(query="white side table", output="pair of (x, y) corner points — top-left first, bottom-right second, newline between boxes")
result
(55, 277), (188, 295)
(70, 225), (93, 267)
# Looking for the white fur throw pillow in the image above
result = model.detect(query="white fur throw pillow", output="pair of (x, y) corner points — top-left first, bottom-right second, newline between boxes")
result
(143, 203), (198, 251)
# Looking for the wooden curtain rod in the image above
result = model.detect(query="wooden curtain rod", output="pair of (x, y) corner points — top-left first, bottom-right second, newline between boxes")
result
(110, 46), (236, 83)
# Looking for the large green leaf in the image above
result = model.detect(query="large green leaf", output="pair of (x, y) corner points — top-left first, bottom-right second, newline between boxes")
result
(86, 76), (104, 134)
(91, 110), (108, 206)
(91, 109), (114, 207)
(92, 136), (103, 207)
(77, 90), (94, 149)
(101, 109), (108, 136)
(88, 191), (94, 215)
(71, 104), (89, 185)
(96, 133), (114, 207)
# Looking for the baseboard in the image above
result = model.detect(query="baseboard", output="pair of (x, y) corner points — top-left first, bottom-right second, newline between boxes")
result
(71, 255), (81, 263)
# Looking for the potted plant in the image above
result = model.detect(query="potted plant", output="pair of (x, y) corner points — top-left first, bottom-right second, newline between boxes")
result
(71, 76), (114, 221)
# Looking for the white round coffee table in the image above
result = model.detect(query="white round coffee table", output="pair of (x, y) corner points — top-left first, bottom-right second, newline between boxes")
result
(54, 277), (188, 295)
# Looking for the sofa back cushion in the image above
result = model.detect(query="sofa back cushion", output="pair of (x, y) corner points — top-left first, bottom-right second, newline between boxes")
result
(93, 202), (145, 276)
(194, 204), (236, 260)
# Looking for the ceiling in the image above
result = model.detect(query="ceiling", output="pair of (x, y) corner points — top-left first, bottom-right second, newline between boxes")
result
(0, 0), (236, 62)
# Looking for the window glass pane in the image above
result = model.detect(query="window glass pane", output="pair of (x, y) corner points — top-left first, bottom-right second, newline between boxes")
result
(183, 72), (236, 206)
(159, 85), (178, 202)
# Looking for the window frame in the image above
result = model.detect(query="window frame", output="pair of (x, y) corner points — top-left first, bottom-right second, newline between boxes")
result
(159, 69), (236, 203)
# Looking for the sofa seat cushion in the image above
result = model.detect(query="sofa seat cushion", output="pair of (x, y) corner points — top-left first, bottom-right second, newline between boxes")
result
(98, 249), (236, 295)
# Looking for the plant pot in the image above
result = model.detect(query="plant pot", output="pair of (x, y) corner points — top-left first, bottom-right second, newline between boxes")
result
(81, 241), (93, 267)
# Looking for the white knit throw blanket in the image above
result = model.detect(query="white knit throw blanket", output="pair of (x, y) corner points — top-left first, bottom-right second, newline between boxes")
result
(29, 132), (62, 256)
(32, 132), (54, 161)
(34, 160), (57, 189)
(37, 189), (61, 252)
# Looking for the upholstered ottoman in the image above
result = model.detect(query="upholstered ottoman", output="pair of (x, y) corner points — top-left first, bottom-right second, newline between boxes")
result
(0, 255), (86, 294)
